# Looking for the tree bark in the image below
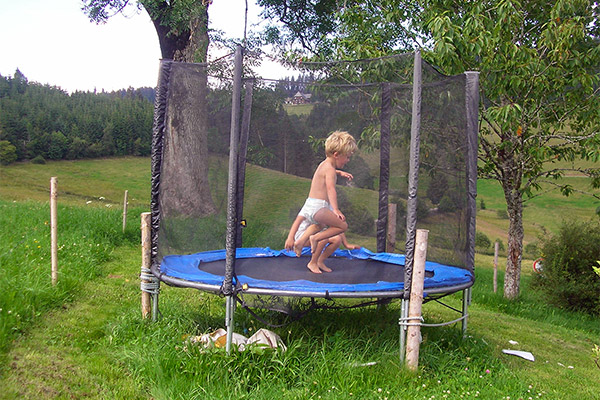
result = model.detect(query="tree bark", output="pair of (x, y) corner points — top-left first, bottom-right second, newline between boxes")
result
(145, 3), (216, 217)
(503, 184), (524, 299)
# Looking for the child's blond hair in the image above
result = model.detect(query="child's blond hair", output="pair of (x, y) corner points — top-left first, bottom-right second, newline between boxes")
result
(325, 130), (357, 157)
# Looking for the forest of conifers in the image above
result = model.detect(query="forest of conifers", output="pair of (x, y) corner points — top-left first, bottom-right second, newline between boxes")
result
(0, 69), (330, 172)
(0, 70), (154, 164)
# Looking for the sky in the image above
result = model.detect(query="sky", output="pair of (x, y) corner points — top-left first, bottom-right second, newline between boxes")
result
(0, 0), (268, 93)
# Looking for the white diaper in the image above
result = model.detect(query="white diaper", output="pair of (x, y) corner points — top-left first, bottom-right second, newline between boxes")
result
(294, 198), (332, 241)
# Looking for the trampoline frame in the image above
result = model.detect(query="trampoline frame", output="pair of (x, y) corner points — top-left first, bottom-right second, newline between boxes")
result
(155, 247), (475, 299)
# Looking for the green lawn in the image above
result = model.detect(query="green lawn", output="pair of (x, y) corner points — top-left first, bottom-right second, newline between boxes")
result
(0, 157), (599, 399)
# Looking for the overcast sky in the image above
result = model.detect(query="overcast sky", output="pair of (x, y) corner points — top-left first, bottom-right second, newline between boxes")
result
(0, 0), (267, 93)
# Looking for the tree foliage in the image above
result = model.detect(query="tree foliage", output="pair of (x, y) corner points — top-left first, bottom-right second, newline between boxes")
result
(0, 72), (153, 163)
(533, 220), (600, 316)
(260, 0), (600, 299)
(421, 0), (600, 298)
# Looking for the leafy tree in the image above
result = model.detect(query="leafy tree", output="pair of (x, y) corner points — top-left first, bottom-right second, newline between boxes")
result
(83, 0), (216, 216)
(260, 0), (600, 299)
(48, 131), (69, 160)
(421, 0), (600, 299)
(67, 137), (89, 159)
(0, 140), (17, 165)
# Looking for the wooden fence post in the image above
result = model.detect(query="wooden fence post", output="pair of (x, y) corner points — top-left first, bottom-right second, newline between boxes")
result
(405, 229), (429, 371)
(50, 177), (58, 286)
(493, 241), (499, 293)
(122, 190), (128, 233)
(141, 212), (152, 319)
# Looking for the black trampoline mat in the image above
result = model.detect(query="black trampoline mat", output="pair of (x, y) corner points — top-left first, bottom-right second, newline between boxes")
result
(197, 256), (433, 285)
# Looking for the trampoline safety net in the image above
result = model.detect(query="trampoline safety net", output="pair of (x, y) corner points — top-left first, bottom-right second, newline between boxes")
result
(150, 50), (478, 294)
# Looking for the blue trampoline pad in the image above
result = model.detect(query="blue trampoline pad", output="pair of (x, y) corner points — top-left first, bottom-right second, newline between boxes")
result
(158, 247), (474, 298)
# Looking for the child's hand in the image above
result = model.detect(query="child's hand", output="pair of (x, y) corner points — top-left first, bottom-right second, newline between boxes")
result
(334, 209), (346, 221)
(285, 237), (294, 251)
(337, 170), (354, 181)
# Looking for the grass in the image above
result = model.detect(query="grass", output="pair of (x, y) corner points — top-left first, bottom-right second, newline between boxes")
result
(0, 157), (599, 399)
(0, 156), (151, 207)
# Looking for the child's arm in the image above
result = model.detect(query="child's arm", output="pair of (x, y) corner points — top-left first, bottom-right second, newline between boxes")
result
(340, 233), (360, 250)
(336, 170), (354, 181)
(325, 166), (345, 221)
(285, 215), (305, 250)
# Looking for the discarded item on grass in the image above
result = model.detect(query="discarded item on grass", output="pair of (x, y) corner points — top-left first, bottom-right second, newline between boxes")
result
(508, 340), (519, 345)
(247, 328), (287, 351)
(186, 328), (286, 352)
(502, 349), (535, 362)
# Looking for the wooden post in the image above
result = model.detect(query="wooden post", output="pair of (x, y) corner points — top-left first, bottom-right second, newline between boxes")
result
(50, 177), (58, 286)
(405, 229), (429, 371)
(141, 212), (152, 319)
(386, 203), (397, 253)
(122, 190), (128, 233)
(493, 241), (499, 293)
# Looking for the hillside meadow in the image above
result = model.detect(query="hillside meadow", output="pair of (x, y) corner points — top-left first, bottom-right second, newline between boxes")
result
(0, 156), (599, 399)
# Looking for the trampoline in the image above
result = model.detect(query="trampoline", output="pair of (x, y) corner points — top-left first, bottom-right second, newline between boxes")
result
(158, 247), (474, 299)
(144, 47), (480, 356)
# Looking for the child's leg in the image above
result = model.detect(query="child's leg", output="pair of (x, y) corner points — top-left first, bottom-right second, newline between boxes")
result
(294, 224), (322, 256)
(309, 208), (347, 253)
(316, 235), (342, 272)
(306, 239), (329, 273)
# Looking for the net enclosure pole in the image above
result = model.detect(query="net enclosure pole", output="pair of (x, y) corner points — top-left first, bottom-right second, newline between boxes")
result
(463, 70), (480, 335)
(236, 79), (254, 248)
(405, 229), (429, 371)
(225, 44), (244, 354)
(377, 82), (391, 253)
(403, 50), (423, 298)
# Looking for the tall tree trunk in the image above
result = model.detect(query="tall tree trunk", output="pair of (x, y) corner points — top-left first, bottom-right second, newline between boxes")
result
(146, 3), (216, 217)
(503, 185), (524, 299)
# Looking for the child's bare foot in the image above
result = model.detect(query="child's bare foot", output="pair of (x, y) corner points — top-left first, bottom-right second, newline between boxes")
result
(293, 240), (303, 257)
(309, 235), (318, 253)
(317, 261), (332, 272)
(307, 261), (322, 273)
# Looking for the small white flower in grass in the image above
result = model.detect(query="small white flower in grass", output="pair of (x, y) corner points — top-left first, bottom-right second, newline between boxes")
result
(86, 201), (92, 204)
(377, 388), (382, 393)
(99, 196), (105, 200)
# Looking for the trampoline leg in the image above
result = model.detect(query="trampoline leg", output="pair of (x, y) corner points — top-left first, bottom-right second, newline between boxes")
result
(225, 295), (236, 354)
(399, 298), (409, 363)
(152, 288), (159, 322)
(461, 288), (471, 336)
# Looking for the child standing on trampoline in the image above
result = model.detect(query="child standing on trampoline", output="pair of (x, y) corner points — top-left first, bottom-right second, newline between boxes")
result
(285, 130), (358, 273)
